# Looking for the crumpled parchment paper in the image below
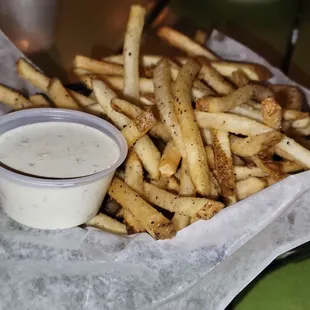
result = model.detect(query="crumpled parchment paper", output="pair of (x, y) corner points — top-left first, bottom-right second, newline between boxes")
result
(0, 29), (310, 310)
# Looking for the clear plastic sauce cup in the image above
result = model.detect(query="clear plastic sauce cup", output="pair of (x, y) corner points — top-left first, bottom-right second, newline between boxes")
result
(0, 108), (127, 229)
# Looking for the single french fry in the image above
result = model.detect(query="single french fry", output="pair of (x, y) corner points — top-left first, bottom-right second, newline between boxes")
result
(230, 104), (263, 123)
(205, 145), (215, 170)
(167, 176), (180, 193)
(108, 178), (175, 239)
(261, 97), (282, 130)
(139, 95), (156, 106)
(29, 94), (50, 107)
(270, 85), (303, 110)
(48, 78), (82, 110)
(159, 141), (182, 177)
(230, 69), (250, 87)
(143, 182), (224, 219)
(73, 68), (90, 77)
(86, 213), (127, 235)
(210, 61), (272, 81)
(175, 60), (212, 196)
(200, 128), (213, 145)
(74, 55), (123, 75)
(234, 166), (266, 181)
(212, 130), (237, 204)
(16, 58), (50, 91)
(153, 59), (185, 156)
(157, 27), (218, 60)
(0, 84), (32, 110)
(279, 161), (304, 173)
(236, 177), (266, 200)
(291, 117), (310, 129)
(230, 131), (283, 157)
(194, 29), (208, 45)
(123, 5), (145, 99)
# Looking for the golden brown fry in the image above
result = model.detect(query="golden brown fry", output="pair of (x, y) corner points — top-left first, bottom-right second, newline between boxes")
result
(143, 182), (224, 219)
(74, 55), (123, 75)
(123, 5), (145, 99)
(159, 141), (182, 177)
(157, 27), (218, 60)
(236, 177), (266, 200)
(210, 61), (272, 81)
(230, 69), (250, 87)
(212, 130), (237, 204)
(16, 58), (50, 91)
(205, 145), (215, 170)
(230, 131), (283, 157)
(175, 60), (212, 196)
(270, 84), (303, 110)
(279, 161), (304, 173)
(86, 213), (127, 235)
(109, 178), (175, 239)
(234, 166), (266, 181)
(48, 78), (82, 110)
(29, 94), (50, 107)
(0, 84), (32, 110)
(194, 29), (208, 45)
(261, 97), (282, 130)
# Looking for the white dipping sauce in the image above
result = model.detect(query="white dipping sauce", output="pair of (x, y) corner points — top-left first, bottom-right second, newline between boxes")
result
(0, 122), (120, 178)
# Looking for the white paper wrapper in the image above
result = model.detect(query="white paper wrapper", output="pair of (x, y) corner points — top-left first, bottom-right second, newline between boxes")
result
(0, 29), (310, 310)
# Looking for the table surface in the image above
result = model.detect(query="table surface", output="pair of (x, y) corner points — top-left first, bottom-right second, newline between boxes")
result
(1, 1), (310, 309)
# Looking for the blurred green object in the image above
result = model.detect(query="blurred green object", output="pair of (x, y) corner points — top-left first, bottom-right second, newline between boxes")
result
(232, 258), (310, 310)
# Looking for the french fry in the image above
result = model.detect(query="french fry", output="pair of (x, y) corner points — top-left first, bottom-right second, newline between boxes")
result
(153, 59), (185, 156)
(16, 58), (50, 91)
(230, 69), (250, 87)
(29, 94), (50, 107)
(279, 161), (304, 173)
(291, 117), (310, 129)
(194, 29), (208, 45)
(143, 182), (224, 219)
(230, 104), (263, 122)
(205, 145), (215, 170)
(109, 178), (175, 239)
(159, 141), (182, 177)
(0, 84), (32, 110)
(282, 109), (308, 121)
(212, 130), (237, 204)
(236, 177), (266, 200)
(230, 131), (283, 157)
(234, 166), (266, 181)
(74, 55), (123, 75)
(157, 27), (219, 60)
(200, 128), (213, 145)
(86, 213), (127, 235)
(261, 97), (282, 130)
(175, 60), (212, 196)
(123, 5), (145, 99)
(48, 78), (82, 110)
(167, 176), (180, 193)
(270, 85), (303, 110)
(210, 61), (272, 81)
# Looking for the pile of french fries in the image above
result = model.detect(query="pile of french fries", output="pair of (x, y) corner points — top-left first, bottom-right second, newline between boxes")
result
(1, 5), (310, 240)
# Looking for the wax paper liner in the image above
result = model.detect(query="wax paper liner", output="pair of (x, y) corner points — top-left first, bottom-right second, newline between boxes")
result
(0, 29), (310, 310)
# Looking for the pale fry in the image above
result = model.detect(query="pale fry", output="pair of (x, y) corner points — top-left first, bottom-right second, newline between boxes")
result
(167, 176), (180, 193)
(279, 161), (304, 173)
(230, 131), (283, 157)
(48, 79), (82, 110)
(291, 117), (310, 129)
(157, 27), (219, 60)
(236, 177), (266, 200)
(261, 97), (282, 130)
(86, 213), (127, 235)
(234, 166), (266, 181)
(230, 104), (263, 122)
(159, 141), (182, 177)
(29, 94), (50, 107)
(212, 130), (237, 204)
(205, 145), (215, 170)
(0, 84), (32, 110)
(74, 55), (123, 75)
(175, 60), (212, 196)
(123, 5), (145, 99)
(143, 182), (224, 219)
(109, 178), (175, 239)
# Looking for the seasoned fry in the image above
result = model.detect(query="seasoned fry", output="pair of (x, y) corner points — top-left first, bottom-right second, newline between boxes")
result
(109, 178), (175, 239)
(234, 166), (266, 181)
(143, 182), (224, 219)
(270, 85), (303, 110)
(212, 130), (237, 204)
(236, 177), (266, 200)
(0, 84), (32, 110)
(48, 79), (82, 110)
(74, 55), (123, 75)
(175, 60), (212, 196)
(261, 97), (282, 130)
(230, 131), (283, 157)
(159, 141), (182, 177)
(230, 69), (250, 87)
(86, 213), (127, 235)
(123, 5), (145, 99)
(29, 94), (50, 107)
(210, 61), (272, 81)
(157, 27), (218, 60)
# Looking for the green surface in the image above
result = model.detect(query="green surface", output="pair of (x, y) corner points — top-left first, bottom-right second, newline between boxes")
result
(232, 259), (310, 310)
